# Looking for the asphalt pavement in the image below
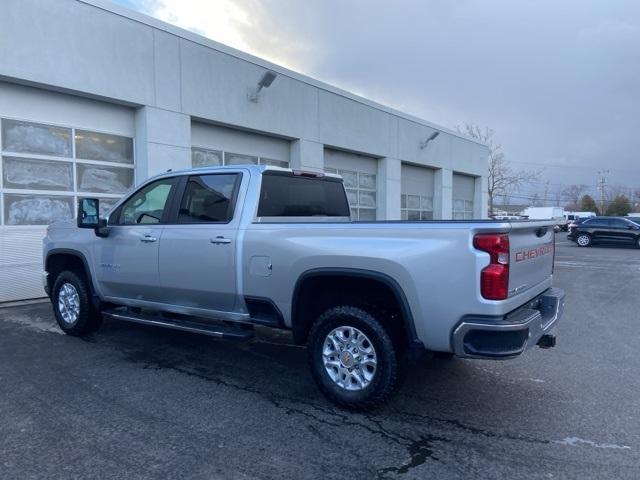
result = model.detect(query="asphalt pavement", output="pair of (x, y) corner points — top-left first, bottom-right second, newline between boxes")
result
(1, 234), (639, 479)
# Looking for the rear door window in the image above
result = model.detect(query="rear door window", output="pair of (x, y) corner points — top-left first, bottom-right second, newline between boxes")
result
(583, 218), (608, 228)
(258, 173), (350, 217)
(178, 174), (240, 224)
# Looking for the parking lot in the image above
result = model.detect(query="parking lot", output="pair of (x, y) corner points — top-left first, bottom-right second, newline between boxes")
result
(1, 235), (639, 479)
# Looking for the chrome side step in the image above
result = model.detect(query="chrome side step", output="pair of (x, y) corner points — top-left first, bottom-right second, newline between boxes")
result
(102, 308), (254, 340)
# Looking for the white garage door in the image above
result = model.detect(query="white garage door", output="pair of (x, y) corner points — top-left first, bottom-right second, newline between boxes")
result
(0, 82), (134, 302)
(401, 164), (435, 220)
(191, 122), (290, 169)
(452, 173), (475, 219)
(324, 149), (378, 221)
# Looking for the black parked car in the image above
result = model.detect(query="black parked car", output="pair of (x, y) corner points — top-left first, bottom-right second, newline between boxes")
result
(568, 216), (640, 248)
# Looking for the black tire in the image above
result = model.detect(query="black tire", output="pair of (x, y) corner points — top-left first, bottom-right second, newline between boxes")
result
(307, 305), (405, 410)
(576, 233), (591, 247)
(52, 270), (102, 336)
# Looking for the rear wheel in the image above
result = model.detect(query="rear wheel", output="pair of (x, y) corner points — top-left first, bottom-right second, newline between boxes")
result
(52, 270), (102, 335)
(576, 233), (591, 247)
(307, 305), (404, 409)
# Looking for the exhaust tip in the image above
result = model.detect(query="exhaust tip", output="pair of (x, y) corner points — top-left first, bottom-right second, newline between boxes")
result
(537, 334), (556, 349)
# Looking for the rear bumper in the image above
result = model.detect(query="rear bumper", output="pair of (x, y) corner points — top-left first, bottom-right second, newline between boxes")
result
(452, 287), (565, 359)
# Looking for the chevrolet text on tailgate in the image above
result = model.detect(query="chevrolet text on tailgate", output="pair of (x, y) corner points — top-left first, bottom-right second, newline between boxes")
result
(43, 166), (565, 409)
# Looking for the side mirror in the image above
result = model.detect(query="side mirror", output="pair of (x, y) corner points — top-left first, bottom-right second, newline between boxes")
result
(78, 198), (100, 228)
(78, 198), (109, 236)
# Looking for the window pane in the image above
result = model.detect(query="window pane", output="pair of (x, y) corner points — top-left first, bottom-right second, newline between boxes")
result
(4, 194), (73, 225)
(324, 167), (338, 175)
(421, 211), (434, 220)
(260, 158), (289, 168)
(119, 178), (174, 225)
(464, 212), (474, 220)
(407, 195), (420, 209)
(453, 199), (465, 211)
(453, 212), (464, 220)
(346, 189), (358, 206)
(75, 130), (133, 164)
(401, 194), (407, 209)
(77, 164), (134, 194)
(359, 173), (376, 190)
(3, 156), (73, 191)
(407, 210), (421, 221)
(2, 119), (72, 157)
(420, 196), (433, 211)
(401, 210), (408, 220)
(179, 174), (238, 223)
(98, 197), (119, 216)
(339, 170), (358, 188)
(350, 208), (358, 219)
(358, 208), (377, 221)
(257, 174), (350, 217)
(224, 152), (258, 165)
(464, 200), (474, 210)
(359, 190), (376, 208)
(192, 148), (222, 167)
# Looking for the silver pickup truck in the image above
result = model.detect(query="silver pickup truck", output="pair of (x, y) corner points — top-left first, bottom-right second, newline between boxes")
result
(43, 165), (564, 408)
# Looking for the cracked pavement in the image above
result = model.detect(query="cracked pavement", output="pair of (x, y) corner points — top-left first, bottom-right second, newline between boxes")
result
(1, 236), (639, 479)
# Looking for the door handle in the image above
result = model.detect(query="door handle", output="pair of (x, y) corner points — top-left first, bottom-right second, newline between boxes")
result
(210, 236), (232, 245)
(140, 235), (157, 243)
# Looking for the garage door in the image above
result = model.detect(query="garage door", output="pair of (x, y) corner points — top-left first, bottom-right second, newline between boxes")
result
(191, 122), (290, 169)
(0, 83), (134, 302)
(452, 173), (475, 219)
(324, 149), (377, 221)
(401, 164), (434, 220)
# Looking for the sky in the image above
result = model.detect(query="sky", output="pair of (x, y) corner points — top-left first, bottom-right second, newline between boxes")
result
(115, 0), (640, 205)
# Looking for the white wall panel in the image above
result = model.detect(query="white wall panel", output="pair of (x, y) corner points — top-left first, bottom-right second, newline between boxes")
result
(401, 164), (435, 197)
(192, 122), (290, 162)
(0, 227), (47, 301)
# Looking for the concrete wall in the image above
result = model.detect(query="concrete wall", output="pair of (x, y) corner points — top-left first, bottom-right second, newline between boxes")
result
(0, 0), (489, 219)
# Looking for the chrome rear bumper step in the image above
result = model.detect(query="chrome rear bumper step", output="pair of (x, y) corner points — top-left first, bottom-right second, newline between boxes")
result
(102, 308), (254, 340)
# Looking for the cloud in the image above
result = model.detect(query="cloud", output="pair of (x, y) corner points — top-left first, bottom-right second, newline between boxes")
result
(124, 0), (640, 199)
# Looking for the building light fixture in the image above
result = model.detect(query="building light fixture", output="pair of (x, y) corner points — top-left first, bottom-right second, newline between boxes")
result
(420, 131), (440, 149)
(248, 71), (278, 102)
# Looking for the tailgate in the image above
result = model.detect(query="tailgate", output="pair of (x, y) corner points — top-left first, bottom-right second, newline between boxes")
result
(508, 221), (555, 297)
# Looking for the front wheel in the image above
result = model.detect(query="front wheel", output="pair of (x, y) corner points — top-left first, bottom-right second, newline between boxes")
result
(52, 270), (102, 336)
(307, 306), (404, 409)
(576, 233), (591, 247)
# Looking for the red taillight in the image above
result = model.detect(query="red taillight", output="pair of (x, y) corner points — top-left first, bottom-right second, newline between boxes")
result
(473, 233), (510, 300)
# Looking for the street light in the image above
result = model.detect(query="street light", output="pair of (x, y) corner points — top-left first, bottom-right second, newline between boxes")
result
(248, 71), (278, 102)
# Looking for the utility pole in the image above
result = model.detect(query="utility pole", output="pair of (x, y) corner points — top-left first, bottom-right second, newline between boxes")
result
(597, 170), (609, 214)
(543, 180), (550, 206)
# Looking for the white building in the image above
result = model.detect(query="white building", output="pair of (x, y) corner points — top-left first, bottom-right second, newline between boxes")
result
(0, 0), (489, 302)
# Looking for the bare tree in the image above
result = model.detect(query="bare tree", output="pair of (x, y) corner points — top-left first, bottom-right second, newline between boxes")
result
(553, 187), (563, 207)
(531, 193), (542, 207)
(561, 184), (588, 211)
(457, 123), (540, 215)
(633, 189), (640, 212)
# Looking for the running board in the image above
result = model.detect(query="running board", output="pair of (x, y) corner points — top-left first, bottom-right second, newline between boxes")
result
(102, 309), (254, 340)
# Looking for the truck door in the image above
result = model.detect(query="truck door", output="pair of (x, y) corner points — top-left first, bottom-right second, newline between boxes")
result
(158, 172), (243, 313)
(96, 177), (178, 303)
